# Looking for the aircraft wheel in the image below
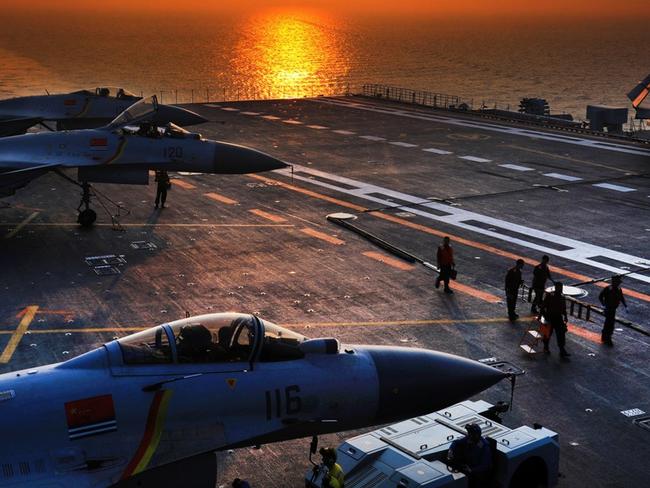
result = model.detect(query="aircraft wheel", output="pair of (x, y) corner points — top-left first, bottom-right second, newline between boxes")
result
(77, 208), (97, 227)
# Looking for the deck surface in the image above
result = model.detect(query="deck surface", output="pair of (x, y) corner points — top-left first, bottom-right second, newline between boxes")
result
(1, 96), (649, 487)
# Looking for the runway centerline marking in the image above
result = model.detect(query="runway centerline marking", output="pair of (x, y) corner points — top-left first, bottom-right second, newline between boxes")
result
(270, 164), (650, 284)
(171, 179), (196, 190)
(4, 211), (39, 239)
(301, 227), (345, 245)
(204, 192), (238, 205)
(249, 209), (288, 223)
(0, 306), (38, 364)
(248, 173), (650, 302)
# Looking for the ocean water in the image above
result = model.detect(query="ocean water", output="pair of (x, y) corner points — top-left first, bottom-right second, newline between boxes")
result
(0, 9), (648, 119)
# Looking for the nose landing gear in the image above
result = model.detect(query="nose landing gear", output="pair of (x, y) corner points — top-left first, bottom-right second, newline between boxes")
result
(77, 182), (97, 227)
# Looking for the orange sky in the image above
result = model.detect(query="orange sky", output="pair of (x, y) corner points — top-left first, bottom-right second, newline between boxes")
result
(5, 0), (650, 18)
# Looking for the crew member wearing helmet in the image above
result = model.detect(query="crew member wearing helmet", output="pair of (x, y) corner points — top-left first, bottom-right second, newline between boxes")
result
(447, 423), (492, 487)
(318, 447), (345, 488)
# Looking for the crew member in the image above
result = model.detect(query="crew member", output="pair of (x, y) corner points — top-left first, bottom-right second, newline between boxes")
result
(541, 282), (570, 357)
(447, 423), (492, 488)
(318, 447), (344, 488)
(531, 255), (553, 315)
(154, 170), (170, 209)
(435, 236), (455, 294)
(598, 275), (627, 346)
(505, 259), (524, 320)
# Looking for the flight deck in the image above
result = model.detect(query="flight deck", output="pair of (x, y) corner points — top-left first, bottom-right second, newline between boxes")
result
(1, 95), (649, 487)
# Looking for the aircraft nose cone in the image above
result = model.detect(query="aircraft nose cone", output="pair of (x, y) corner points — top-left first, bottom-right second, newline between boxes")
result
(153, 105), (208, 127)
(365, 346), (507, 424)
(213, 142), (289, 174)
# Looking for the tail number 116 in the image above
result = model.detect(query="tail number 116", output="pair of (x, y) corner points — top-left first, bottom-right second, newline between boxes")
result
(265, 385), (302, 420)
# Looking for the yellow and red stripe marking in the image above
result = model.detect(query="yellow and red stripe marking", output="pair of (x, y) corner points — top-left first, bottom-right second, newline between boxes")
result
(121, 390), (174, 480)
(204, 192), (238, 205)
(105, 138), (128, 165)
(301, 227), (345, 245)
(171, 179), (196, 190)
(249, 208), (287, 223)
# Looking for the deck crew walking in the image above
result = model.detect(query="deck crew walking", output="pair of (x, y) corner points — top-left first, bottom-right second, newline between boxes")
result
(435, 236), (455, 294)
(505, 259), (524, 320)
(541, 282), (570, 357)
(531, 255), (553, 315)
(598, 275), (627, 346)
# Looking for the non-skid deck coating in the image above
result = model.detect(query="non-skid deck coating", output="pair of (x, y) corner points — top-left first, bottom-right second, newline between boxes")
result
(1, 96), (649, 487)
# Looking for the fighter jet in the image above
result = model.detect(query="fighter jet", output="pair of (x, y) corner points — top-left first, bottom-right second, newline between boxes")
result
(0, 312), (506, 488)
(0, 87), (207, 137)
(628, 73), (650, 119)
(0, 95), (287, 226)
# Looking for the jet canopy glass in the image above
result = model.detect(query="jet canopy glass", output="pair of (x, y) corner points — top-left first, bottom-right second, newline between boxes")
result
(108, 95), (159, 128)
(117, 313), (306, 365)
(71, 87), (138, 99)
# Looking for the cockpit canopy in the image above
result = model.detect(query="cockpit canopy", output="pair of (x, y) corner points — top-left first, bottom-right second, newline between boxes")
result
(116, 313), (306, 366)
(121, 121), (201, 140)
(109, 95), (158, 128)
(95, 87), (138, 99)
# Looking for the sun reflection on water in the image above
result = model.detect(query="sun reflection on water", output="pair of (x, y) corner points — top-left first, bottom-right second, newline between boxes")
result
(230, 11), (350, 99)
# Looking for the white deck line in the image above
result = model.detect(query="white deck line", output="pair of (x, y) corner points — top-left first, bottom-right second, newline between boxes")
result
(333, 130), (356, 135)
(359, 135), (386, 141)
(500, 164), (534, 171)
(203, 104), (221, 108)
(593, 183), (637, 192)
(220, 107), (239, 112)
(422, 148), (453, 155)
(543, 173), (583, 181)
(240, 111), (260, 115)
(261, 115), (281, 120)
(459, 156), (492, 163)
(307, 125), (329, 130)
(272, 163), (650, 284)
(283, 120), (303, 125)
(313, 98), (650, 157)
(389, 141), (418, 148)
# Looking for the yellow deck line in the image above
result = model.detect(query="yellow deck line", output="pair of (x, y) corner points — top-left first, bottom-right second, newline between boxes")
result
(0, 306), (38, 363)
(4, 212), (39, 239)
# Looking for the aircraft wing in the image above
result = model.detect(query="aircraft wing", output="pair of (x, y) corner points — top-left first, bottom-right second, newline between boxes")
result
(0, 117), (44, 137)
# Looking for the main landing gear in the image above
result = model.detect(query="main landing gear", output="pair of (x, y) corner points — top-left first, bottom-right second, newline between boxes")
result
(77, 181), (97, 227)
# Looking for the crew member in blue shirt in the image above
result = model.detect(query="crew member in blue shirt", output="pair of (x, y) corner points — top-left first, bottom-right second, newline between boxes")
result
(447, 423), (492, 487)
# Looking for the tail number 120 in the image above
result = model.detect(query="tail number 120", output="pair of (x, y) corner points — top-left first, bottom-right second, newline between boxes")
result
(265, 385), (301, 420)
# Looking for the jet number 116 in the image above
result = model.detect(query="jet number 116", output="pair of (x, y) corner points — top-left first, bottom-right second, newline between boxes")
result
(265, 385), (301, 420)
